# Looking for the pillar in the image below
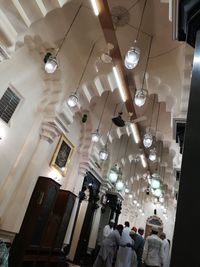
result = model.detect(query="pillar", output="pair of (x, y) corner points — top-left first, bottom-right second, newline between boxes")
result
(0, 121), (60, 232)
(170, 30), (200, 266)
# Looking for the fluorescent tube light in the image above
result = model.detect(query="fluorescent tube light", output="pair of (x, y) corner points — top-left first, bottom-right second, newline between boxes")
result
(113, 66), (127, 102)
(130, 123), (140, 144)
(140, 154), (147, 168)
(90, 0), (100, 16)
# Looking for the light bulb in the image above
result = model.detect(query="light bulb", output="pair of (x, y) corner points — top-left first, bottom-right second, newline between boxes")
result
(99, 148), (109, 161)
(143, 132), (153, 148)
(137, 203), (140, 207)
(91, 130), (100, 142)
(129, 194), (133, 199)
(151, 178), (161, 189)
(108, 170), (118, 183)
(142, 212), (145, 216)
(45, 56), (58, 73)
(116, 181), (124, 192)
(134, 89), (147, 107)
(67, 93), (78, 108)
(159, 197), (164, 203)
(149, 149), (157, 161)
(154, 188), (162, 198)
(124, 47), (140, 69)
(133, 200), (137, 204)
(139, 209), (142, 213)
(125, 188), (129, 193)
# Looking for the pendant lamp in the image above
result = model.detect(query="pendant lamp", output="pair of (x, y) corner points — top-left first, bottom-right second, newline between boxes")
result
(67, 43), (96, 108)
(44, 6), (82, 74)
(124, 0), (147, 70)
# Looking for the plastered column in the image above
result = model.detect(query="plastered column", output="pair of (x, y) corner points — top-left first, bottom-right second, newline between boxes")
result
(1, 121), (60, 232)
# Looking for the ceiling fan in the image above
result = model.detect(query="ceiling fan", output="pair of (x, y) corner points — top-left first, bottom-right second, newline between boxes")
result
(112, 112), (147, 127)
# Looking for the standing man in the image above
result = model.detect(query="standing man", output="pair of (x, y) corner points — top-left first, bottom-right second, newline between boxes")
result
(130, 227), (145, 267)
(142, 226), (164, 267)
(103, 219), (115, 239)
(93, 225), (130, 267)
(160, 233), (170, 267)
(115, 221), (135, 267)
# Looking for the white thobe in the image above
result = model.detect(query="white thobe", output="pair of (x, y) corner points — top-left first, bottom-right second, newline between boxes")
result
(162, 239), (170, 267)
(143, 234), (164, 267)
(103, 225), (113, 239)
(93, 230), (125, 267)
(115, 227), (137, 267)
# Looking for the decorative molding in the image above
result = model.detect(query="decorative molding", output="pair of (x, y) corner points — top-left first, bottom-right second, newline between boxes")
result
(0, 45), (10, 62)
(40, 121), (60, 143)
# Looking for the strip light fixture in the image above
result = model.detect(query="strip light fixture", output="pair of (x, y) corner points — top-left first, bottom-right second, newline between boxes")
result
(90, 0), (100, 16)
(130, 123), (140, 144)
(140, 153), (147, 168)
(113, 66), (127, 102)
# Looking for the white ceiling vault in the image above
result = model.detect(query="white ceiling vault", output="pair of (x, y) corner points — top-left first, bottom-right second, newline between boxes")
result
(0, 0), (193, 219)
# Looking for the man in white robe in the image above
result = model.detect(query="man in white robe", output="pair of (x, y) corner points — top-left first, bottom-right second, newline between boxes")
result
(115, 222), (137, 267)
(160, 233), (170, 267)
(93, 224), (130, 267)
(103, 219), (115, 239)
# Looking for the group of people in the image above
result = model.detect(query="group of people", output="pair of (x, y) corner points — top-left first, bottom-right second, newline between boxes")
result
(93, 220), (170, 267)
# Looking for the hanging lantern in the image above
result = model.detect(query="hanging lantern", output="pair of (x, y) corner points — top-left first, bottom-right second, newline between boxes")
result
(153, 188), (162, 198)
(124, 47), (140, 69)
(108, 166), (118, 184)
(149, 148), (157, 161)
(125, 188), (129, 193)
(99, 148), (109, 161)
(44, 53), (58, 74)
(91, 130), (100, 142)
(151, 178), (161, 189)
(67, 93), (79, 108)
(134, 89), (147, 107)
(143, 132), (153, 148)
(159, 196), (164, 203)
(116, 180), (124, 192)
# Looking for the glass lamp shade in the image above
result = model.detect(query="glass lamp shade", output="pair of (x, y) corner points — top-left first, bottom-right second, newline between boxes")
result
(151, 178), (161, 189)
(149, 149), (157, 161)
(143, 132), (153, 148)
(134, 89), (147, 107)
(153, 188), (162, 198)
(159, 197), (164, 203)
(67, 93), (78, 108)
(124, 47), (140, 69)
(116, 180), (124, 192)
(45, 56), (58, 73)
(125, 188), (129, 193)
(99, 148), (109, 161)
(91, 130), (100, 142)
(108, 170), (118, 184)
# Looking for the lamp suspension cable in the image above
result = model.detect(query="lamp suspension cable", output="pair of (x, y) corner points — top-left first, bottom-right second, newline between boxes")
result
(91, 91), (110, 142)
(150, 94), (156, 132)
(124, 0), (147, 70)
(67, 41), (96, 108)
(105, 102), (119, 145)
(155, 102), (161, 135)
(55, 4), (82, 57)
(135, 0), (148, 42)
(134, 35), (153, 107)
(141, 36), (153, 94)
(75, 42), (96, 94)
(97, 91), (110, 130)
(116, 135), (124, 164)
(44, 4), (82, 74)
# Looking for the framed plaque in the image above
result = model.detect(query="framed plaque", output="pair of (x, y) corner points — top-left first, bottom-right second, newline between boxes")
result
(50, 134), (74, 176)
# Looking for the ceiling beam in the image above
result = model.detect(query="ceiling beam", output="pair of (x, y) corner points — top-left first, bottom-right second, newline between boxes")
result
(96, 0), (150, 171)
